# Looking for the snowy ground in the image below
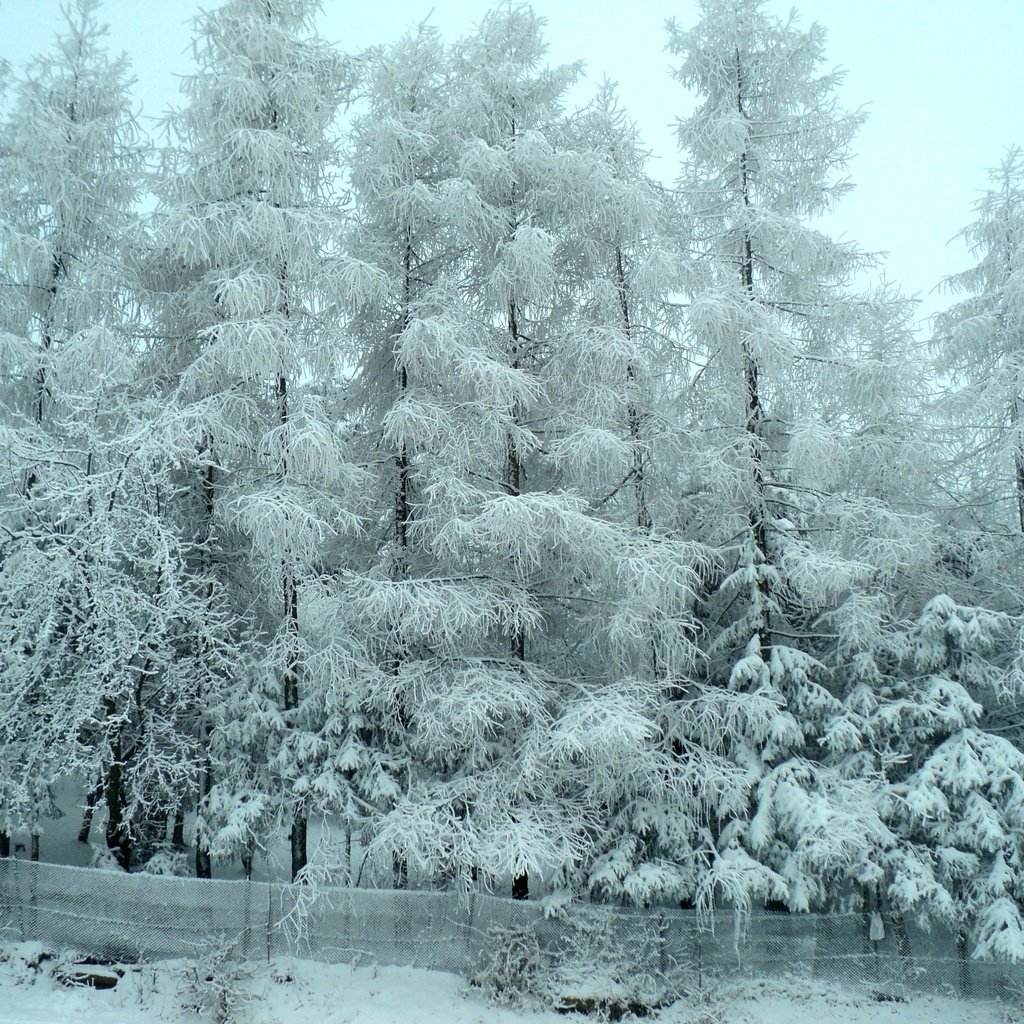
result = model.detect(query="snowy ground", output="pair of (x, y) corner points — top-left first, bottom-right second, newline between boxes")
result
(0, 944), (1017, 1024)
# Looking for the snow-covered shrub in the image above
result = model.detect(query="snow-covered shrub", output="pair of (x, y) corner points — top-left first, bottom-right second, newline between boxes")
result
(140, 844), (191, 876)
(471, 924), (543, 1007)
(0, 941), (52, 977)
(89, 844), (126, 871)
(177, 946), (254, 1024)
(473, 908), (688, 1018)
(540, 907), (681, 1018)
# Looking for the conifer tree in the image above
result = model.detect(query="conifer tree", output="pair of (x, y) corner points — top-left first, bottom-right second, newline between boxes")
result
(872, 597), (1024, 961)
(149, 0), (360, 880)
(668, 0), (922, 910)
(0, 0), (192, 869)
(354, 6), (704, 900)
(934, 149), (1024, 536)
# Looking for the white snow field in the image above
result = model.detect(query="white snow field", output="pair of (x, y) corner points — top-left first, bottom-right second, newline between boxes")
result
(0, 948), (1016, 1024)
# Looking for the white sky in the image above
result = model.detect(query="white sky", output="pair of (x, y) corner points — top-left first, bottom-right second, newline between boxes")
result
(2, 0), (1022, 330)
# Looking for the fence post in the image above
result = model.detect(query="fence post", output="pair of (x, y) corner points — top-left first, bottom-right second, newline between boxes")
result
(694, 918), (703, 993)
(242, 879), (252, 961)
(266, 882), (274, 963)
(657, 912), (668, 982)
(12, 856), (26, 942)
(463, 891), (477, 976)
(956, 928), (971, 997)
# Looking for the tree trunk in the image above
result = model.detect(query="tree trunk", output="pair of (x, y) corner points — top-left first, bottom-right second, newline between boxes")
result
(241, 845), (253, 881)
(196, 450), (216, 880)
(392, 853), (408, 890)
(381, 240), (414, 890)
(283, 560), (306, 882)
(615, 247), (651, 536)
(195, 745), (212, 878)
(507, 292), (528, 899)
(283, 548), (306, 882)
(290, 815), (307, 882)
(30, 833), (39, 862)
(1011, 392), (1024, 534)
(172, 806), (185, 848)
(736, 51), (771, 647)
(105, 749), (131, 871)
(615, 245), (661, 682)
(0, 832), (8, 858)
(506, 295), (526, 665)
(504, 146), (529, 894)
(78, 775), (103, 844)
(195, 774), (212, 878)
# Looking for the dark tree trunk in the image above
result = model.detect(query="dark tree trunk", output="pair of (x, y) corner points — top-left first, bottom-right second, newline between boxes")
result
(195, 750), (212, 878)
(241, 845), (253, 881)
(290, 816), (307, 881)
(78, 776), (103, 844)
(392, 853), (408, 890)
(504, 159), (529, 898)
(105, 752), (131, 871)
(512, 872), (529, 900)
(195, 451), (216, 881)
(172, 807), (185, 848)
(30, 834), (39, 862)
(284, 555), (306, 883)
(506, 296), (526, 663)
(735, 50), (771, 648)
(0, 832), (9, 858)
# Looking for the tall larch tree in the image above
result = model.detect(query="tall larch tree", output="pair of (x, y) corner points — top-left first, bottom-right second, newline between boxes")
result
(149, 0), (360, 880)
(934, 149), (1024, 538)
(327, 23), (464, 887)
(668, 0), (926, 911)
(0, 0), (211, 870)
(357, 5), (704, 900)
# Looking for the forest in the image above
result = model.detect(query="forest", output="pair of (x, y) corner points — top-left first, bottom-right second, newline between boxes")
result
(1, 0), (1023, 962)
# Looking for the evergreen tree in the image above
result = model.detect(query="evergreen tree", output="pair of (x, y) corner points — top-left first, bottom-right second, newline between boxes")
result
(344, 6), (704, 899)
(874, 597), (1024, 961)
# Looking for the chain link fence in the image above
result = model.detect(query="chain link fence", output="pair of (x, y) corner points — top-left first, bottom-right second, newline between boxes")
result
(1, 858), (1022, 1005)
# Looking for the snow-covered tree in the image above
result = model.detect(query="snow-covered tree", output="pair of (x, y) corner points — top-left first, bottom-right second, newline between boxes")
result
(668, 0), (928, 910)
(148, 0), (362, 879)
(863, 596), (1024, 961)
(0, 0), (188, 868)
(934, 149), (1024, 535)
(334, 6), (707, 900)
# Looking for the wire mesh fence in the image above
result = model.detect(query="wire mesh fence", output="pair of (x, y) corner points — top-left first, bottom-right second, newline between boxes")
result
(1, 858), (1022, 1005)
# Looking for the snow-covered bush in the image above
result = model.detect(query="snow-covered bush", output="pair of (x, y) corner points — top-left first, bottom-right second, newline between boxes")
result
(471, 924), (544, 1007)
(177, 946), (254, 1024)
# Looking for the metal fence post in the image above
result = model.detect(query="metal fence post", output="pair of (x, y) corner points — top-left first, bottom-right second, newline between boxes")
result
(13, 856), (26, 942)
(266, 882), (274, 963)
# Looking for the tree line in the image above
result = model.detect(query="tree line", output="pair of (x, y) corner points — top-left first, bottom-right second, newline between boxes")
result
(2, 0), (1024, 960)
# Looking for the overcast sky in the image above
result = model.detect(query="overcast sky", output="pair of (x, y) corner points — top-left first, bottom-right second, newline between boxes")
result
(2, 0), (1022, 330)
